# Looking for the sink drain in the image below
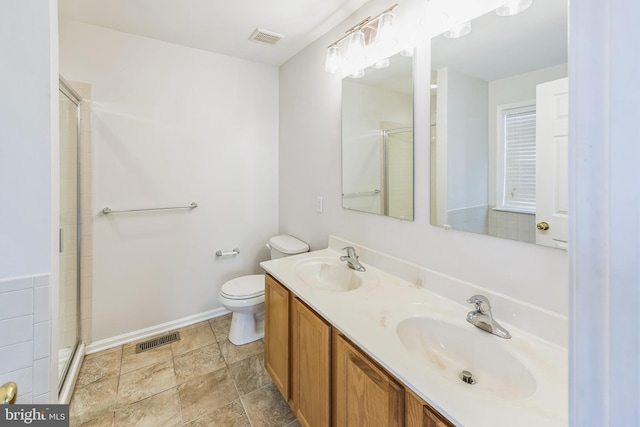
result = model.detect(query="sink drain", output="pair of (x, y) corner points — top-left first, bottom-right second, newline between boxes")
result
(460, 370), (475, 385)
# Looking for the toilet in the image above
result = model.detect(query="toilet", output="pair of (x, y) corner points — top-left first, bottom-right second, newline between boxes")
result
(219, 235), (309, 345)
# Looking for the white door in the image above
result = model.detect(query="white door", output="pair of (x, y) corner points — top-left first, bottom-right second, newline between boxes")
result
(536, 77), (569, 248)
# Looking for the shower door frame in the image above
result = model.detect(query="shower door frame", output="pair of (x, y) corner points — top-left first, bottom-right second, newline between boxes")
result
(58, 76), (82, 393)
(381, 126), (414, 218)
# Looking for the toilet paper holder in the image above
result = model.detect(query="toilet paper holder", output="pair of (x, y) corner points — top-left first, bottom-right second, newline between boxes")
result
(216, 248), (240, 257)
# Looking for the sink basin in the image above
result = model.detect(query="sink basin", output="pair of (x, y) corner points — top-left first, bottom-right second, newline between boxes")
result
(396, 316), (537, 400)
(295, 257), (369, 292)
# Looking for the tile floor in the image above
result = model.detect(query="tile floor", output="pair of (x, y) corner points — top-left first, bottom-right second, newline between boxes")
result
(69, 314), (300, 427)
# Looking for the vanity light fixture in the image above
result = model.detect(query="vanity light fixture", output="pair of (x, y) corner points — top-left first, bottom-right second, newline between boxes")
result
(325, 45), (341, 73)
(443, 20), (472, 39)
(495, 0), (533, 16)
(325, 3), (399, 77)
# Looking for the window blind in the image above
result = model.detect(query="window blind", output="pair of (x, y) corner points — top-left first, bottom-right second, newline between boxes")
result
(502, 107), (536, 212)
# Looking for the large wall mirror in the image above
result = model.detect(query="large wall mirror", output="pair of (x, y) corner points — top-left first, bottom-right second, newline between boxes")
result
(342, 52), (414, 220)
(430, 0), (568, 248)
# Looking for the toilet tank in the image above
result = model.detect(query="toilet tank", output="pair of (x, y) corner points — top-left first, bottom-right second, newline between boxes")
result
(268, 235), (309, 259)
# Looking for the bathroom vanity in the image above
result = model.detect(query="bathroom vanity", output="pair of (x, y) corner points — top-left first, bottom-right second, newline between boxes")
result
(264, 273), (450, 427)
(260, 236), (567, 427)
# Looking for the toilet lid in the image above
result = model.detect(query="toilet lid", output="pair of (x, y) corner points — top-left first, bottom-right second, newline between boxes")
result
(221, 274), (265, 300)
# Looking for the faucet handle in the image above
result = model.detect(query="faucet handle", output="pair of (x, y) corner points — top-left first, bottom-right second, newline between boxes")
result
(342, 246), (357, 258)
(467, 294), (491, 314)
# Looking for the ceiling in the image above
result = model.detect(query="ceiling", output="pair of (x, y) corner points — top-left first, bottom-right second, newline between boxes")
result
(58, 0), (371, 66)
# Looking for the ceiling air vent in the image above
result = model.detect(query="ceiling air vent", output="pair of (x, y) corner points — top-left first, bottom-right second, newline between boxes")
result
(249, 28), (285, 45)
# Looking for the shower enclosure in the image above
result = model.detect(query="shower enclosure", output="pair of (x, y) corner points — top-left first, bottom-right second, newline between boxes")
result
(383, 127), (414, 220)
(58, 77), (81, 391)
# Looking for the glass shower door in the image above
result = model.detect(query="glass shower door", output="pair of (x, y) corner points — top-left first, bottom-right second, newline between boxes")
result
(58, 81), (81, 389)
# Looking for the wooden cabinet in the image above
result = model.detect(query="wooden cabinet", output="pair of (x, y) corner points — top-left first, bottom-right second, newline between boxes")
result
(406, 389), (455, 427)
(333, 331), (404, 427)
(264, 274), (291, 400)
(264, 274), (455, 427)
(291, 298), (331, 427)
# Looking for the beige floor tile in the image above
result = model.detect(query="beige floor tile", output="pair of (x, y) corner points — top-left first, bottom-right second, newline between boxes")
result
(179, 320), (210, 331)
(173, 343), (226, 385)
(114, 388), (181, 427)
(171, 323), (216, 356)
(84, 346), (121, 361)
(242, 383), (296, 427)
(70, 377), (118, 426)
(120, 341), (173, 375)
(73, 411), (114, 427)
(116, 360), (176, 408)
(228, 353), (272, 396)
(219, 338), (264, 365)
(75, 348), (122, 388)
(209, 313), (232, 343)
(181, 400), (250, 427)
(71, 316), (291, 427)
(177, 368), (239, 423)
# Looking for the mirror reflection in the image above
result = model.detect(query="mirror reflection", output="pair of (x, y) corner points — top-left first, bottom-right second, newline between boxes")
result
(342, 52), (414, 220)
(430, 0), (568, 247)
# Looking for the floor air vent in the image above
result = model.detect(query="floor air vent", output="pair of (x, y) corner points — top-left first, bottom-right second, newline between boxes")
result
(135, 331), (180, 353)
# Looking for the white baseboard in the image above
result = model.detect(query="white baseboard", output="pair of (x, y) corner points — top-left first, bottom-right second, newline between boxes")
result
(85, 308), (230, 355)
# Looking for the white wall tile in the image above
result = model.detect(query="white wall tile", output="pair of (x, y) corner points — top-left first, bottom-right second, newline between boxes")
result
(32, 357), (49, 396)
(33, 322), (50, 360)
(32, 393), (49, 404)
(0, 341), (34, 374)
(0, 315), (33, 346)
(33, 275), (49, 288)
(0, 289), (33, 320)
(0, 366), (32, 396)
(0, 277), (33, 293)
(16, 392), (32, 404)
(33, 286), (50, 323)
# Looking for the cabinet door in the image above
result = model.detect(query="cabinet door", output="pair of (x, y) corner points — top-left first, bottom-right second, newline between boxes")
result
(264, 274), (290, 400)
(333, 332), (404, 427)
(406, 389), (454, 427)
(291, 298), (331, 427)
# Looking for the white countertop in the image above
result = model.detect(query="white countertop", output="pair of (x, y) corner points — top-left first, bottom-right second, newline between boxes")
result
(260, 241), (568, 427)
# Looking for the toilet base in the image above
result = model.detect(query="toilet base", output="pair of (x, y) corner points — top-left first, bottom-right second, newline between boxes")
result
(228, 311), (264, 345)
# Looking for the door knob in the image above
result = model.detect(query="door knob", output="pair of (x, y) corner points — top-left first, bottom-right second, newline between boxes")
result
(1, 381), (17, 404)
(537, 221), (550, 231)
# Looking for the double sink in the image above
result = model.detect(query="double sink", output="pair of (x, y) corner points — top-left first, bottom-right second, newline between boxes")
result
(293, 255), (536, 400)
(262, 246), (567, 426)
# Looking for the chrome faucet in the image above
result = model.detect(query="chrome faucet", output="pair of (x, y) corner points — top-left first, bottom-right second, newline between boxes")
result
(466, 295), (511, 339)
(340, 246), (366, 272)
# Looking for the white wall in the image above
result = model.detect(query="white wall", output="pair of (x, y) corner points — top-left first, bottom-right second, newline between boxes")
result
(569, 0), (640, 424)
(278, 0), (568, 316)
(441, 67), (488, 211)
(59, 21), (280, 342)
(0, 2), (54, 277)
(0, 0), (57, 404)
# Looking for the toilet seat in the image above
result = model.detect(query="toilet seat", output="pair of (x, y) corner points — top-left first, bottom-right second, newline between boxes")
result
(221, 274), (264, 300)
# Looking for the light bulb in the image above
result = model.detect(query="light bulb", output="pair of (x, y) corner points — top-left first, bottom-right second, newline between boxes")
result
(375, 12), (396, 49)
(349, 69), (365, 79)
(496, 0), (533, 16)
(443, 21), (471, 39)
(344, 30), (367, 75)
(325, 45), (341, 73)
(371, 57), (390, 69)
